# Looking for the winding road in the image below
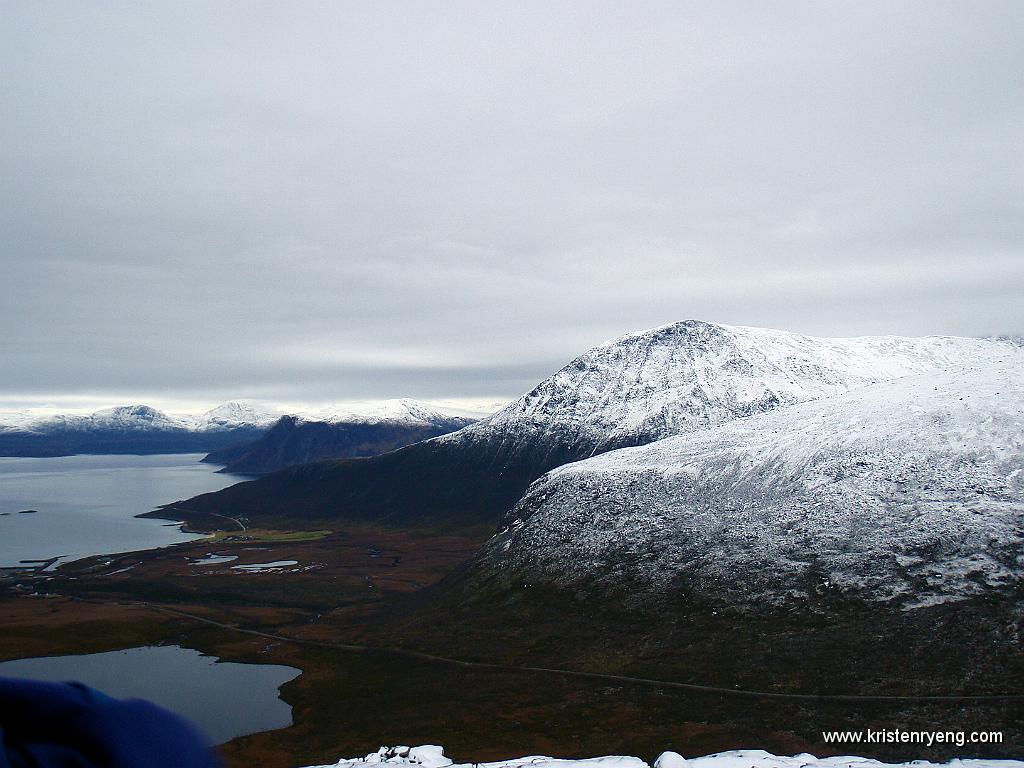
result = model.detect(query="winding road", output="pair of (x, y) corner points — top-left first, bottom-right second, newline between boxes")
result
(140, 601), (1024, 704)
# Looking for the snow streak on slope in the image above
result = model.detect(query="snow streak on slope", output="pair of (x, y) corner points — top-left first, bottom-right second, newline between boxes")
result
(439, 321), (1022, 463)
(481, 363), (1024, 608)
(301, 745), (1022, 768)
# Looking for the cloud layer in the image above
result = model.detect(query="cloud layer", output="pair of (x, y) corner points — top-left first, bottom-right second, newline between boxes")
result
(2, 1), (1021, 408)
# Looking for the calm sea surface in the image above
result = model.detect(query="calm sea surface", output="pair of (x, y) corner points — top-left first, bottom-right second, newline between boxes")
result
(0, 453), (245, 567)
(0, 645), (301, 744)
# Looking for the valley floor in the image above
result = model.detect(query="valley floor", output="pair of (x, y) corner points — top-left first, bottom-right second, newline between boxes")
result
(1, 518), (1021, 767)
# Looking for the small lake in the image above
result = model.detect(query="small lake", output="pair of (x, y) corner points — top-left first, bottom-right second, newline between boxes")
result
(0, 453), (246, 567)
(0, 645), (301, 744)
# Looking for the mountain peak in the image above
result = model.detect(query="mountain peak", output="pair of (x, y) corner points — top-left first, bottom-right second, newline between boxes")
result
(454, 321), (1024, 461)
(484, 361), (1024, 608)
(177, 321), (1024, 531)
(303, 398), (473, 428)
(95, 404), (165, 418)
(602, 318), (728, 346)
(197, 401), (281, 430)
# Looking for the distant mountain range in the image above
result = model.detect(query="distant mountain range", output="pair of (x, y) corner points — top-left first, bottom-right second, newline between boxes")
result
(202, 399), (476, 474)
(0, 402), (279, 457)
(178, 320), (1023, 528)
(0, 399), (477, 461)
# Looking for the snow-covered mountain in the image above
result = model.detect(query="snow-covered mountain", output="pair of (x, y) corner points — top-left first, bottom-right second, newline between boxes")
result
(0, 397), (482, 460)
(302, 745), (1021, 768)
(445, 320), (1021, 463)
(202, 399), (477, 475)
(189, 401), (281, 431)
(0, 401), (278, 436)
(474, 362), (1024, 608)
(28, 404), (192, 434)
(303, 398), (475, 427)
(180, 321), (1022, 529)
(0, 401), (278, 457)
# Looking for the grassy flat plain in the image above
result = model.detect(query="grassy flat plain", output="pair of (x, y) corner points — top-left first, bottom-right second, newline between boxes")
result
(2, 516), (1021, 767)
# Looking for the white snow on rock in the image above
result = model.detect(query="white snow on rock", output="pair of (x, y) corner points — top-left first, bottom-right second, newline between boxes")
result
(480, 362), (1024, 608)
(0, 399), (470, 436)
(2, 323), (1017, 449)
(32, 405), (194, 434)
(190, 401), (282, 431)
(300, 399), (474, 428)
(436, 321), (1022, 462)
(302, 745), (648, 768)
(0, 410), (50, 433)
(663, 751), (1022, 768)
(0, 402), (275, 435)
(300, 746), (1022, 768)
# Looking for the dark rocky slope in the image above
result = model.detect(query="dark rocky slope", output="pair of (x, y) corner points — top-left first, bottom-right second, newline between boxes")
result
(203, 410), (475, 475)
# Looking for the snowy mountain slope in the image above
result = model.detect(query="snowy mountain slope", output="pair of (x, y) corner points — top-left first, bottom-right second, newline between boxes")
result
(179, 321), (1023, 528)
(190, 401), (281, 431)
(0, 398), (479, 459)
(302, 745), (1022, 768)
(31, 404), (193, 433)
(0, 399), (469, 436)
(0, 402), (275, 436)
(474, 363), (1024, 608)
(202, 401), (477, 475)
(0, 415), (34, 435)
(445, 320), (1022, 463)
(305, 398), (476, 427)
(0, 402), (276, 457)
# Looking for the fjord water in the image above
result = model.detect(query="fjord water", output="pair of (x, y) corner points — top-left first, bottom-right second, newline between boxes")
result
(0, 453), (245, 567)
(0, 645), (301, 744)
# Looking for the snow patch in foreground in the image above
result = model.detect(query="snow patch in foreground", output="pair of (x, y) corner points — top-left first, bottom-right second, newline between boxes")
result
(301, 745), (1023, 768)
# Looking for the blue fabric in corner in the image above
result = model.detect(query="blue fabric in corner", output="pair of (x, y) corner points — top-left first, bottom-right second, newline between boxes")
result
(0, 677), (221, 768)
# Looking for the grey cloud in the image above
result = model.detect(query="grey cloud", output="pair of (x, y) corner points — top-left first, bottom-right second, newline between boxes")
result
(1, 1), (1022, 408)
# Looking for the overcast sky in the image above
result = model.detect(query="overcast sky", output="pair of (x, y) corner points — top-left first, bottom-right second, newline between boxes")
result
(2, 1), (1022, 412)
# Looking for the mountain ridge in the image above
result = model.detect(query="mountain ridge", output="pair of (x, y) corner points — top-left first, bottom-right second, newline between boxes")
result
(202, 402), (477, 475)
(0, 398), (479, 459)
(0, 401), (277, 457)
(177, 321), (1023, 529)
(467, 361), (1024, 609)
